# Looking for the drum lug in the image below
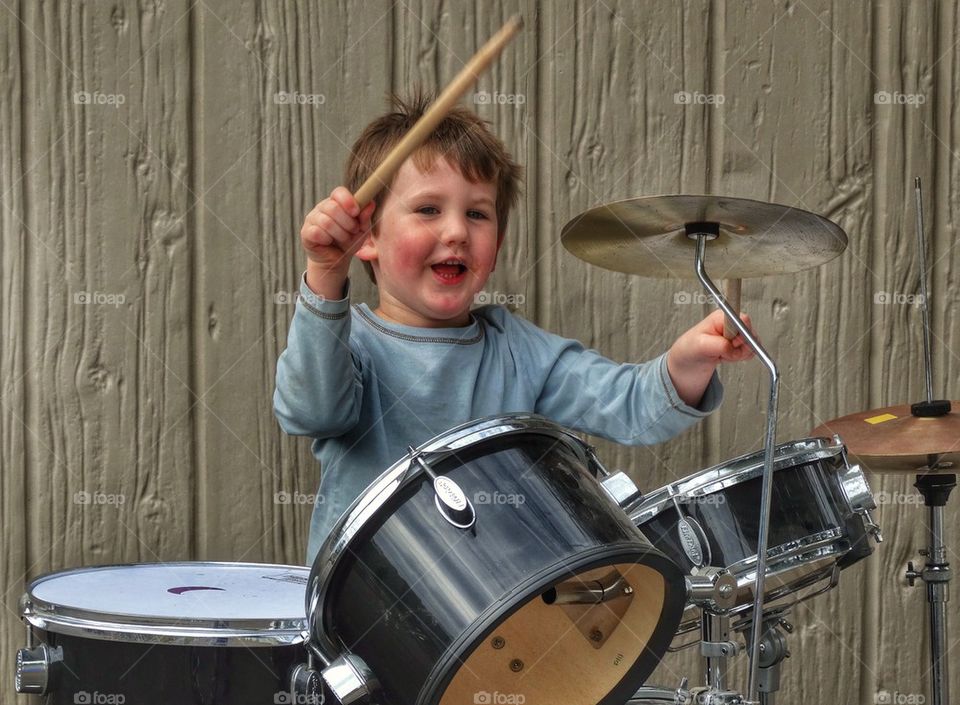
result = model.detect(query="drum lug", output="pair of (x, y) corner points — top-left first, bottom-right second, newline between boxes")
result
(860, 508), (884, 543)
(15, 643), (62, 695)
(600, 471), (642, 508)
(288, 662), (324, 705)
(321, 653), (379, 705)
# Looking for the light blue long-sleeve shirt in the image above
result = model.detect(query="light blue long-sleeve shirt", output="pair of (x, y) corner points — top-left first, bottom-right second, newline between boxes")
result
(274, 276), (723, 564)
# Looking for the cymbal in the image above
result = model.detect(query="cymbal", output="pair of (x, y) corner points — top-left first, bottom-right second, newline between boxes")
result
(561, 194), (847, 279)
(811, 403), (960, 474)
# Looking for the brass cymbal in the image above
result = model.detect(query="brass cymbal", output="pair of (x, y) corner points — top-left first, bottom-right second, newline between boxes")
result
(811, 403), (960, 474)
(561, 194), (847, 279)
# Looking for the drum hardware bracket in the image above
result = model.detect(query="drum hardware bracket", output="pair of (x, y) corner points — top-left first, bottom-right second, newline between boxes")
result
(686, 571), (737, 611)
(741, 614), (791, 705)
(409, 447), (476, 530)
(600, 471), (642, 507)
(701, 639), (740, 659)
(545, 569), (634, 649)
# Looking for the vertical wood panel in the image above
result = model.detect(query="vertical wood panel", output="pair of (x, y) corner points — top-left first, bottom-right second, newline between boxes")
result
(194, 0), (393, 563)
(1, 2), (28, 702)
(17, 0), (195, 568)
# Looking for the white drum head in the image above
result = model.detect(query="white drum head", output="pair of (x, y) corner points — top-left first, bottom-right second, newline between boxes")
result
(23, 562), (309, 646)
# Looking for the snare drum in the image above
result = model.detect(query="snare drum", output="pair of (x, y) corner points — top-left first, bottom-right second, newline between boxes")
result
(16, 562), (311, 704)
(307, 414), (687, 705)
(630, 437), (881, 614)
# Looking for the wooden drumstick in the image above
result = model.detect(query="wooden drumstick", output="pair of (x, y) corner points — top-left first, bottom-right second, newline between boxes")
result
(723, 278), (742, 339)
(354, 15), (524, 207)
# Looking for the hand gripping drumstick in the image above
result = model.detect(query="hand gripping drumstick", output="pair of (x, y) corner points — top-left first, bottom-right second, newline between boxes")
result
(353, 15), (524, 208)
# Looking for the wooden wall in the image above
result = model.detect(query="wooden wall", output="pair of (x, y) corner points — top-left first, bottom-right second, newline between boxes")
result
(1, 1), (958, 703)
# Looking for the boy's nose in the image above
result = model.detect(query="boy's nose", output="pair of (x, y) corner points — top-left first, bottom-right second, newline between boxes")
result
(440, 216), (469, 247)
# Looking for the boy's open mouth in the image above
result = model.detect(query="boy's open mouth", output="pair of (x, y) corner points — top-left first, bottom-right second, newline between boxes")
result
(431, 259), (468, 279)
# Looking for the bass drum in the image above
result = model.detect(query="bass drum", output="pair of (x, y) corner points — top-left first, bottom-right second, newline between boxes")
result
(307, 414), (687, 705)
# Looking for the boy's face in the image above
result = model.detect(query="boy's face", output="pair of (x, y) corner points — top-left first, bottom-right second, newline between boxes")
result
(356, 157), (501, 328)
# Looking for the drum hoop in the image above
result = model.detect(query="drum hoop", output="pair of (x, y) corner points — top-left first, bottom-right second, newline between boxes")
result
(628, 436), (845, 522)
(724, 527), (848, 579)
(22, 562), (309, 646)
(307, 413), (596, 663)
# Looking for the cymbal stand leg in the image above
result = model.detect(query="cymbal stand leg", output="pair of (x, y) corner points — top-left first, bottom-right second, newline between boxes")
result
(907, 473), (956, 705)
(691, 227), (780, 705)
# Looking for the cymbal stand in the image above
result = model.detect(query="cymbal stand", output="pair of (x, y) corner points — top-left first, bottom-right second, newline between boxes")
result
(905, 178), (954, 705)
(906, 471), (955, 705)
(689, 223), (780, 705)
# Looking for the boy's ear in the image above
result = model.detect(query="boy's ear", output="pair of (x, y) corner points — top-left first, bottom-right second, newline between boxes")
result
(354, 232), (378, 263)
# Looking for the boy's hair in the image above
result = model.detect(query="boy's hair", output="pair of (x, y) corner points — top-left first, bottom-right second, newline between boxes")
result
(345, 91), (523, 284)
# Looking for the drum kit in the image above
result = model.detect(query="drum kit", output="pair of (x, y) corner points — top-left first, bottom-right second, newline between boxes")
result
(15, 183), (953, 705)
(12, 17), (956, 705)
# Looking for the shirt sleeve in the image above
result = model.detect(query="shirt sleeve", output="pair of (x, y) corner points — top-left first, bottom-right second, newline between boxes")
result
(273, 274), (363, 437)
(507, 313), (723, 445)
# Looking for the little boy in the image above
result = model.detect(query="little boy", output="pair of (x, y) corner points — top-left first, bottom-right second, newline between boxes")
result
(274, 95), (754, 564)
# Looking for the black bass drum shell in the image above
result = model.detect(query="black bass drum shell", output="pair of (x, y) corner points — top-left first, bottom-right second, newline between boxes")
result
(313, 419), (687, 705)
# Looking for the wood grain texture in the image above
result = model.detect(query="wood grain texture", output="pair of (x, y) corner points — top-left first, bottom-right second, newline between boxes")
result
(2, 1), (959, 704)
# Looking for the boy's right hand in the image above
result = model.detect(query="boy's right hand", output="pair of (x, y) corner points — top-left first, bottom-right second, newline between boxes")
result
(300, 187), (376, 278)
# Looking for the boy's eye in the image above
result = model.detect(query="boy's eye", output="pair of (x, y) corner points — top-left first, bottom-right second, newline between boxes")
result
(468, 210), (489, 220)
(417, 206), (439, 215)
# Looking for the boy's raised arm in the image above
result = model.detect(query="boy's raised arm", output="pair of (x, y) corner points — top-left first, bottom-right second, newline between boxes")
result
(273, 188), (374, 437)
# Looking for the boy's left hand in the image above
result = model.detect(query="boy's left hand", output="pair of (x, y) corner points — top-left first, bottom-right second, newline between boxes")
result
(666, 309), (757, 407)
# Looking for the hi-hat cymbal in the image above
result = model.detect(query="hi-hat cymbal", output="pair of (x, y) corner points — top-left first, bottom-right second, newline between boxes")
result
(561, 195), (847, 279)
(811, 403), (960, 474)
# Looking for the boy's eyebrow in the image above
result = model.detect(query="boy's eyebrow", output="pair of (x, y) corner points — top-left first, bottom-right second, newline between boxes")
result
(407, 190), (495, 207)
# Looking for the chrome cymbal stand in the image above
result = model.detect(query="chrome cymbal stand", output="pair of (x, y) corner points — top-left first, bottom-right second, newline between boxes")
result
(904, 178), (954, 705)
(689, 223), (780, 705)
(906, 471), (955, 705)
